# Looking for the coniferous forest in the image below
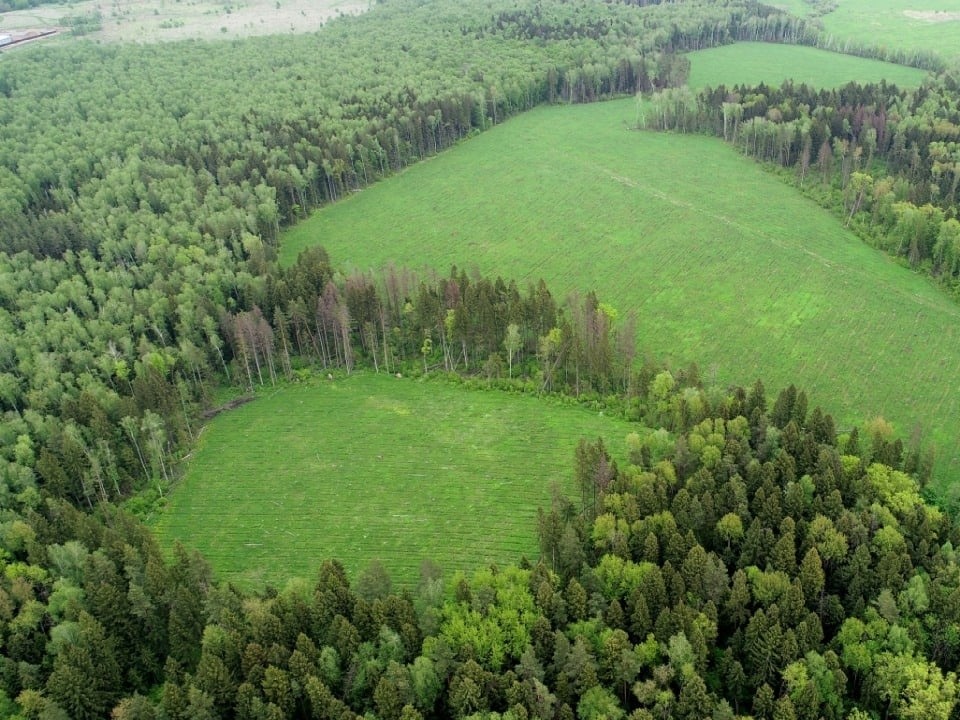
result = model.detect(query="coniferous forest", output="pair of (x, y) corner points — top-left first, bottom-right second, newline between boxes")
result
(1, 0), (960, 717)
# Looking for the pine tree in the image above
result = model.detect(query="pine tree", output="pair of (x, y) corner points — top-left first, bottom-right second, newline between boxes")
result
(46, 613), (121, 720)
(676, 674), (712, 720)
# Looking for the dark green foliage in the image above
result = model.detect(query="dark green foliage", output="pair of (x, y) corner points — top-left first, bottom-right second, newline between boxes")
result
(45, 613), (121, 720)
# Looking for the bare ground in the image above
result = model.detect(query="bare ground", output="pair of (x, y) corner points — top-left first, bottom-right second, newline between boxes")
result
(0, 0), (369, 43)
(903, 9), (960, 22)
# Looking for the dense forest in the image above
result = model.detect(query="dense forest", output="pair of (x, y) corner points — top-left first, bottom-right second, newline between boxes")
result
(1, 0), (959, 716)
(640, 74), (960, 294)
(0, 369), (953, 719)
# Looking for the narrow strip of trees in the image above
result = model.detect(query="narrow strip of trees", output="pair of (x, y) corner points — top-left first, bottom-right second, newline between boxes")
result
(640, 74), (960, 293)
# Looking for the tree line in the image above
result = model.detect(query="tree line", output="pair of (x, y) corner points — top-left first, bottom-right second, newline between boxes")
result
(248, 248), (638, 395)
(639, 74), (960, 293)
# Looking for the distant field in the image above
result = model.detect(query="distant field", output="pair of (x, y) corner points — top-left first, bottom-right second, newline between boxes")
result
(823, 0), (960, 62)
(154, 374), (635, 588)
(283, 97), (960, 493)
(772, 0), (960, 61)
(0, 0), (366, 43)
(687, 43), (929, 90)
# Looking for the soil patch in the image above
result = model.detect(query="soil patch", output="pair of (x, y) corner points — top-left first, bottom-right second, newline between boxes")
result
(903, 10), (960, 22)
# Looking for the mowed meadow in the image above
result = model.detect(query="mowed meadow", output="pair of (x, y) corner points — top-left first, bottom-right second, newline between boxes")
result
(686, 42), (928, 89)
(283, 46), (960, 492)
(773, 0), (960, 61)
(153, 374), (636, 588)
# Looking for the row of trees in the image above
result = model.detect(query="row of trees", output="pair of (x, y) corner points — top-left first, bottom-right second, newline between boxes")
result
(244, 250), (636, 396)
(640, 75), (960, 288)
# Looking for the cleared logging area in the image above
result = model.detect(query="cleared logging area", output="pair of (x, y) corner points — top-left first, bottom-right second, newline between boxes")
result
(687, 42), (928, 89)
(154, 374), (636, 588)
(0, 0), (367, 43)
(772, 0), (960, 61)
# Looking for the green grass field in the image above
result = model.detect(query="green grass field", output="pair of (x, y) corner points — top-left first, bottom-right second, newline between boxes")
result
(282, 95), (960, 494)
(154, 374), (636, 588)
(772, 0), (960, 62)
(687, 43), (928, 90)
(823, 0), (960, 62)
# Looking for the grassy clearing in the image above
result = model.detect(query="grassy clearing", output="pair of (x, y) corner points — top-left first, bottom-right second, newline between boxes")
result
(817, 0), (960, 62)
(770, 0), (960, 62)
(154, 374), (636, 588)
(687, 43), (928, 90)
(283, 96), (960, 494)
(0, 0), (367, 43)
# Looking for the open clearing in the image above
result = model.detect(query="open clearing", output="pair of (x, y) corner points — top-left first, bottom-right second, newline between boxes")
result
(283, 92), (960, 494)
(0, 0), (367, 43)
(772, 0), (960, 61)
(153, 374), (635, 588)
(687, 43), (928, 90)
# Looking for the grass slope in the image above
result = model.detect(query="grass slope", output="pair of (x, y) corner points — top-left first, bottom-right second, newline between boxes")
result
(283, 96), (960, 493)
(687, 43), (928, 90)
(154, 374), (635, 588)
(828, 1), (960, 62)
(773, 0), (960, 62)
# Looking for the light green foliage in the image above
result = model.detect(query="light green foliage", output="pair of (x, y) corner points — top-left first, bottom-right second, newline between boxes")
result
(866, 464), (940, 522)
(440, 566), (538, 671)
(578, 685), (625, 720)
(716, 513), (744, 545)
(687, 42), (929, 90)
(592, 514), (631, 553)
(806, 515), (848, 564)
(286, 97), (960, 492)
(642, 428), (674, 465)
(745, 566), (793, 606)
(154, 373), (633, 587)
(667, 632), (696, 678)
(873, 651), (959, 720)
(782, 651), (846, 720)
(594, 555), (656, 600)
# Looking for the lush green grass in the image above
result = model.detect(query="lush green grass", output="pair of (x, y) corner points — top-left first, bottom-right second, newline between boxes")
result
(154, 374), (636, 588)
(687, 43), (928, 90)
(772, 0), (960, 62)
(282, 97), (960, 493)
(821, 0), (960, 62)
